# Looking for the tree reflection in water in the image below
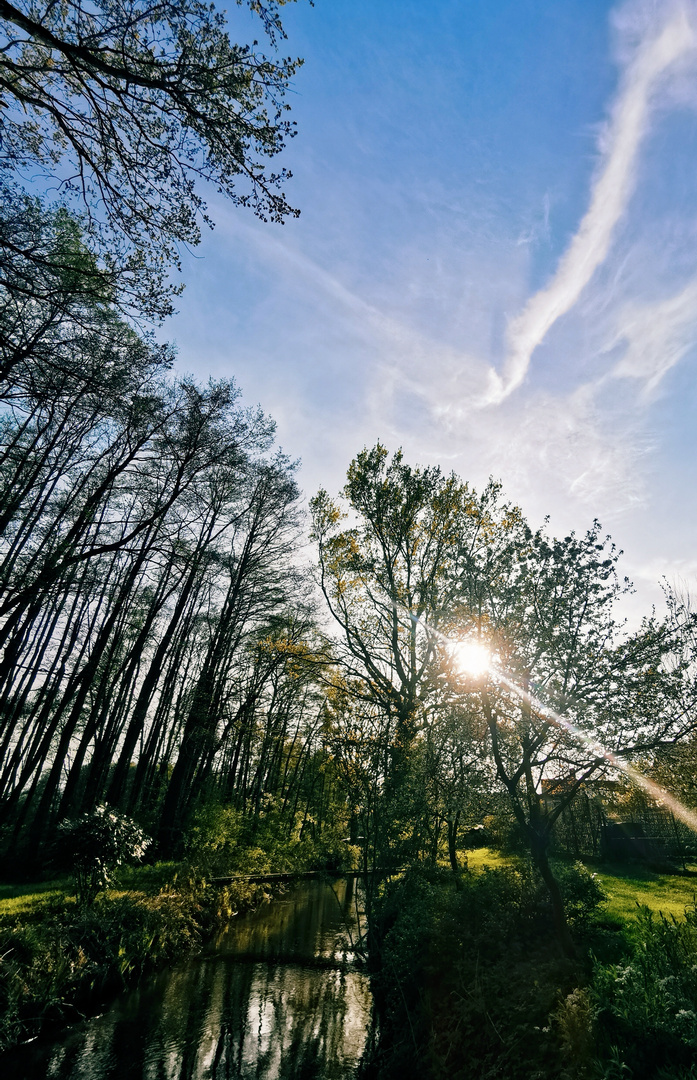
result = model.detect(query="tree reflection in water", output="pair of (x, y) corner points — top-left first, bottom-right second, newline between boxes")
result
(3, 880), (372, 1080)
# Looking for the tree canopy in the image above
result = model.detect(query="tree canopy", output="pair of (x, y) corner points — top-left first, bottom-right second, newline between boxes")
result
(0, 0), (303, 318)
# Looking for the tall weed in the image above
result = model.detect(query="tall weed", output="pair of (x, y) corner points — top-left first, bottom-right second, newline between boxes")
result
(591, 905), (697, 1077)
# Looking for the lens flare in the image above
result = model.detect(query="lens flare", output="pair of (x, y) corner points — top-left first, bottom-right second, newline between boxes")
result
(496, 672), (697, 835)
(392, 598), (697, 837)
(453, 640), (490, 677)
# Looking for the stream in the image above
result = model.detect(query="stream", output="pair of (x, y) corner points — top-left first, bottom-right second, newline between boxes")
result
(3, 877), (374, 1079)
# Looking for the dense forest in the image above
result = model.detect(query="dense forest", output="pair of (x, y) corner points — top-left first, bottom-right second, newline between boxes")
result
(0, 223), (326, 861)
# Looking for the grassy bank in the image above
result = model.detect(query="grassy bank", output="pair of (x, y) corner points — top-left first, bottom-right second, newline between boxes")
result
(368, 851), (697, 1080)
(0, 864), (270, 1052)
(469, 846), (697, 921)
(0, 807), (358, 1054)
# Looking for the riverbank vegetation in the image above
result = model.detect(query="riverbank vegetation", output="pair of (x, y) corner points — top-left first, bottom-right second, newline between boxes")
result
(0, 862), (271, 1051)
(369, 860), (697, 1080)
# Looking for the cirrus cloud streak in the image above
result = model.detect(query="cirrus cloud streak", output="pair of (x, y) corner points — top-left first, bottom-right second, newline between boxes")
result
(486, 4), (697, 404)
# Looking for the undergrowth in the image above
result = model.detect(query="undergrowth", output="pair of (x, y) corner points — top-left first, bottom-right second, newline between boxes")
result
(0, 874), (267, 1051)
(369, 856), (697, 1079)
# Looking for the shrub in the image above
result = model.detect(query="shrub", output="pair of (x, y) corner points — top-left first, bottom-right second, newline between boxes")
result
(554, 861), (607, 928)
(0, 886), (202, 1050)
(371, 862), (578, 1080)
(183, 803), (243, 877)
(370, 858), (612, 1080)
(56, 805), (150, 904)
(552, 987), (595, 1078)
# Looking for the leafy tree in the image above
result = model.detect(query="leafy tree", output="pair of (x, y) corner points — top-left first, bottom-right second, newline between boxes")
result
(314, 446), (697, 955)
(0, 199), (321, 862)
(156, 452), (306, 852)
(312, 445), (516, 742)
(415, 683), (490, 871)
(457, 525), (697, 955)
(0, 183), (115, 313)
(0, 0), (303, 317)
(311, 444), (522, 864)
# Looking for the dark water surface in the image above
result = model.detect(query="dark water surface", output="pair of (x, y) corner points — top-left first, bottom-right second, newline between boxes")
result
(3, 878), (373, 1079)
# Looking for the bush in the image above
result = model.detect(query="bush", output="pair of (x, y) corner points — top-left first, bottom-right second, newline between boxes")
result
(369, 858), (612, 1080)
(554, 861), (607, 928)
(183, 803), (244, 877)
(56, 805), (150, 904)
(370, 862), (577, 1080)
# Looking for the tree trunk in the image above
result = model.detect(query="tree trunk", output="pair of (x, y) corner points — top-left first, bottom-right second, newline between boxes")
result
(530, 833), (576, 959)
(448, 810), (461, 874)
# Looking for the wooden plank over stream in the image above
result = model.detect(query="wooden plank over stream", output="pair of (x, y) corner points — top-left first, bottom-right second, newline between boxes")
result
(210, 868), (402, 885)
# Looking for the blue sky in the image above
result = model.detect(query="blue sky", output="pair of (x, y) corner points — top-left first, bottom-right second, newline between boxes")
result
(167, 0), (697, 622)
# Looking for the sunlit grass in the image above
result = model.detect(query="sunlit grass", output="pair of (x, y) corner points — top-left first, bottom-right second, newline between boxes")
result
(0, 879), (69, 914)
(463, 846), (697, 922)
(464, 846), (510, 871)
(594, 863), (697, 922)
(0, 862), (180, 916)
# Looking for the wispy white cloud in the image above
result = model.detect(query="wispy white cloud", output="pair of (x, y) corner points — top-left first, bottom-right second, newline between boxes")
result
(210, 207), (495, 406)
(516, 193), (551, 247)
(610, 276), (697, 392)
(486, 3), (697, 404)
(202, 175), (667, 526)
(445, 383), (649, 516)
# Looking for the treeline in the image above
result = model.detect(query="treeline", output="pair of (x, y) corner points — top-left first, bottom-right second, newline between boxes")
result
(0, 195), (333, 867)
(3, 202), (697, 895)
(0, 0), (345, 871)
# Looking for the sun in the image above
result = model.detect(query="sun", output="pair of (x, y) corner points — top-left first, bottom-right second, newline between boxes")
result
(452, 640), (491, 678)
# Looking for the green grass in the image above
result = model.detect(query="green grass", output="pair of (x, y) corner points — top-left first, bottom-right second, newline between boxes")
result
(594, 862), (697, 922)
(0, 878), (70, 914)
(463, 845), (697, 923)
(115, 861), (179, 891)
(0, 862), (180, 916)
(464, 845), (510, 872)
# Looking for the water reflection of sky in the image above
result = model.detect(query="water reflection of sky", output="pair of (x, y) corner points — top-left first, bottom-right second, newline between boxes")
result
(3, 880), (372, 1080)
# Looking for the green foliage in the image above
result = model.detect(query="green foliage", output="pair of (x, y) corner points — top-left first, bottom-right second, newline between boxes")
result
(0, 886), (199, 1050)
(184, 803), (244, 877)
(0, 0), (303, 318)
(553, 861), (607, 928)
(371, 860), (608, 1080)
(372, 855), (697, 1079)
(113, 861), (180, 893)
(316, 445), (697, 955)
(0, 865), (272, 1051)
(369, 859), (609, 1080)
(591, 905), (697, 1077)
(553, 987), (596, 1077)
(183, 799), (354, 878)
(56, 806), (150, 905)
